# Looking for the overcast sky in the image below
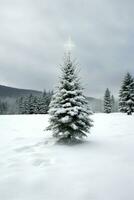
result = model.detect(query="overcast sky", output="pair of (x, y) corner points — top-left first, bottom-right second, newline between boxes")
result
(0, 0), (134, 98)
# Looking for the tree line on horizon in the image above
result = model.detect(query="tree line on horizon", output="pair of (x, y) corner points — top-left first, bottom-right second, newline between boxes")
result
(0, 75), (134, 115)
(16, 72), (134, 116)
(17, 90), (53, 114)
(104, 72), (134, 115)
(0, 90), (53, 115)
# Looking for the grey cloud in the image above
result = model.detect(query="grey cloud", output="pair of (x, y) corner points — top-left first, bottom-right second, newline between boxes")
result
(0, 0), (134, 97)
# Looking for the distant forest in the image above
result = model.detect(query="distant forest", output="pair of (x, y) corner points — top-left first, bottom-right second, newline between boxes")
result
(0, 85), (52, 114)
(0, 85), (118, 114)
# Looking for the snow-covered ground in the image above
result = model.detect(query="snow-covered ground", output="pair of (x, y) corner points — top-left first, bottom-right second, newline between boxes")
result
(0, 113), (134, 200)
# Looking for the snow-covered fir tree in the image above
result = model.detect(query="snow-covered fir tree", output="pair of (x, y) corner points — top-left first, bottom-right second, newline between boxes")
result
(48, 53), (93, 143)
(28, 94), (37, 114)
(119, 72), (134, 115)
(111, 95), (115, 112)
(37, 96), (46, 114)
(38, 91), (52, 114)
(104, 88), (112, 113)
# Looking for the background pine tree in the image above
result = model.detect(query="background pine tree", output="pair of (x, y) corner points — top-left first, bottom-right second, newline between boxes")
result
(111, 95), (115, 112)
(119, 73), (134, 115)
(38, 91), (52, 114)
(48, 54), (93, 143)
(104, 88), (112, 113)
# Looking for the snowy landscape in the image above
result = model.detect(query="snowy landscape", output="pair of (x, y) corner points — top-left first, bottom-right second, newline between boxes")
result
(0, 0), (134, 199)
(0, 113), (134, 200)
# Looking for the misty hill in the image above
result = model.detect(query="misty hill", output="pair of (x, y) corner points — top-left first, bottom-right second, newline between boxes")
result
(0, 85), (42, 98)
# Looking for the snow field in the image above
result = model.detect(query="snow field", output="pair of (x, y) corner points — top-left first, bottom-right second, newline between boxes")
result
(0, 113), (134, 200)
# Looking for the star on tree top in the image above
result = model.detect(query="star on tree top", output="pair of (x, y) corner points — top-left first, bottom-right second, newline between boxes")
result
(64, 37), (75, 53)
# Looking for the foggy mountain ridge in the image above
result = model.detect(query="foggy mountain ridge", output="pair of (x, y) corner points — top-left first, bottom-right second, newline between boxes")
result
(0, 84), (101, 99)
(0, 84), (42, 97)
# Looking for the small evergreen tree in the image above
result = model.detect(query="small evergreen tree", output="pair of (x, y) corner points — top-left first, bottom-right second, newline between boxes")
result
(28, 94), (37, 114)
(37, 91), (52, 114)
(47, 54), (93, 144)
(119, 73), (134, 115)
(104, 88), (112, 113)
(38, 94), (49, 114)
(111, 95), (115, 112)
(33, 96), (38, 114)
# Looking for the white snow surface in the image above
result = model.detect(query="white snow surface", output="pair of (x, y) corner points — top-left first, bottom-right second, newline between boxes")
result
(0, 113), (134, 200)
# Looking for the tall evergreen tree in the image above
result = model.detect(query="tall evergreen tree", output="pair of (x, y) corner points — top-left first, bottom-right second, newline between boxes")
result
(47, 54), (93, 143)
(119, 73), (134, 115)
(104, 88), (112, 113)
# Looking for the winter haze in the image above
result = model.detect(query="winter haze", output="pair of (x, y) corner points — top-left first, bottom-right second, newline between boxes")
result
(0, 0), (134, 97)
